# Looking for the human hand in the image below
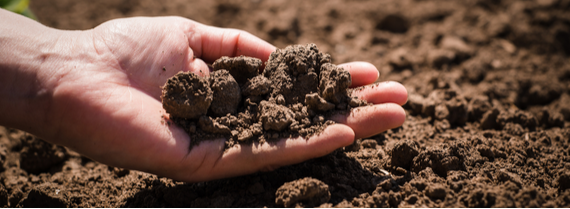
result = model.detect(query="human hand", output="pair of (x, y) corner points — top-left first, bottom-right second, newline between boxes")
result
(4, 15), (407, 182)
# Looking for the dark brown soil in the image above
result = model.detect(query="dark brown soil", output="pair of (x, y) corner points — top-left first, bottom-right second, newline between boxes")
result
(163, 44), (364, 148)
(1, 0), (566, 207)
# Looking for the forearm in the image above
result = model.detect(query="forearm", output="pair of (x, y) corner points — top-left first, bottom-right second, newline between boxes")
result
(0, 9), (85, 137)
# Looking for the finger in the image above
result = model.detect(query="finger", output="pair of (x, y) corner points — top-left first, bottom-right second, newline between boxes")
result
(184, 55), (210, 77)
(183, 20), (276, 63)
(330, 103), (406, 139)
(338, 62), (379, 88)
(351, 81), (408, 105)
(180, 124), (355, 182)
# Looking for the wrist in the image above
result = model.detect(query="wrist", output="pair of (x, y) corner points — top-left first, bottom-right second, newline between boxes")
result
(0, 9), (96, 140)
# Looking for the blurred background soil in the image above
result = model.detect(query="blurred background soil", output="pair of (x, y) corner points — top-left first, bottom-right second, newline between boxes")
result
(0, 0), (567, 207)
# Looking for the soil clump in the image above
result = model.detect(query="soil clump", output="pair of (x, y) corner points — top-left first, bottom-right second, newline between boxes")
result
(162, 44), (366, 148)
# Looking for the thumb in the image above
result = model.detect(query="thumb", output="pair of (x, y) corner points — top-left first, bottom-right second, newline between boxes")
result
(183, 48), (211, 77)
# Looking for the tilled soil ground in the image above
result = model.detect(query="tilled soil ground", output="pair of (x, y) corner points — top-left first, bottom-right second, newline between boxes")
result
(0, 0), (567, 207)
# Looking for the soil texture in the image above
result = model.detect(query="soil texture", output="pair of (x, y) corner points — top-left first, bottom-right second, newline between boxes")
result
(162, 44), (365, 148)
(2, 0), (567, 207)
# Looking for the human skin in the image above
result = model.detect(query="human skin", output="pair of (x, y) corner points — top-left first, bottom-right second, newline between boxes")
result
(0, 9), (408, 182)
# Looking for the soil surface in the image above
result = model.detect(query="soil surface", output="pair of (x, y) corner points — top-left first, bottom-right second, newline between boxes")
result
(2, 0), (566, 207)
(163, 44), (365, 149)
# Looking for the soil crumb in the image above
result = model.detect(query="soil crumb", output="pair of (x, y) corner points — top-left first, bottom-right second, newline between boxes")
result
(275, 177), (331, 207)
(161, 44), (367, 149)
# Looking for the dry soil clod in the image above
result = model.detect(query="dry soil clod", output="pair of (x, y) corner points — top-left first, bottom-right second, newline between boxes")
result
(213, 55), (262, 84)
(209, 69), (241, 116)
(161, 72), (213, 119)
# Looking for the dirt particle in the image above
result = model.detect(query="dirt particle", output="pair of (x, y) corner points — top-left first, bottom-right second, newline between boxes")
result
(19, 135), (67, 174)
(305, 93), (335, 112)
(497, 109), (538, 131)
(440, 36), (473, 61)
(275, 177), (330, 207)
(557, 170), (570, 191)
(468, 95), (492, 121)
(388, 47), (415, 70)
(390, 139), (419, 169)
(242, 75), (272, 96)
(312, 115), (325, 124)
(428, 49), (455, 69)
(480, 109), (501, 130)
(405, 194), (419, 204)
(259, 101), (294, 131)
(237, 129), (253, 142)
(405, 93), (425, 114)
(213, 55), (261, 84)
(209, 70), (241, 116)
(375, 14), (410, 33)
(319, 63), (351, 104)
(161, 71), (213, 119)
(198, 116), (231, 134)
(264, 44), (330, 104)
(361, 139), (378, 149)
(411, 147), (463, 177)
(111, 167), (130, 177)
(425, 184), (447, 199)
(422, 90), (468, 125)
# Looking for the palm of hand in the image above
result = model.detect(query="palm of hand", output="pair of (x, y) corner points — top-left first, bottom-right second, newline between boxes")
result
(50, 17), (407, 182)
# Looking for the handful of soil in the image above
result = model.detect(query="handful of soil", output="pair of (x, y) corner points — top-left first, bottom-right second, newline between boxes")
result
(161, 44), (368, 149)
